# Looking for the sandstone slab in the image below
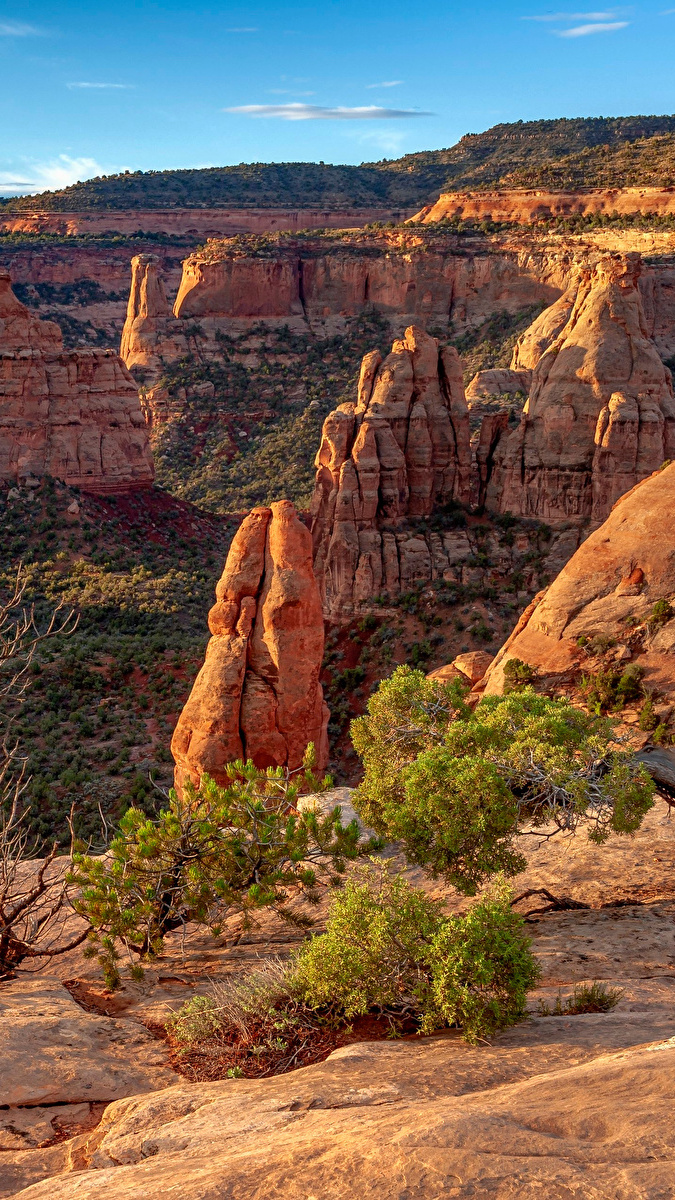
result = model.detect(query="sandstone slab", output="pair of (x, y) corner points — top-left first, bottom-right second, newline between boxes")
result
(0, 977), (175, 1106)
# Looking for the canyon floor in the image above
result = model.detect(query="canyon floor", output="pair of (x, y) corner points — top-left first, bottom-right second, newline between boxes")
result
(2, 795), (674, 1199)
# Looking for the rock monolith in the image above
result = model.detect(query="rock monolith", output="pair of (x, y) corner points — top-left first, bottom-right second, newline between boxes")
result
(310, 325), (472, 619)
(171, 501), (329, 792)
(481, 462), (675, 705)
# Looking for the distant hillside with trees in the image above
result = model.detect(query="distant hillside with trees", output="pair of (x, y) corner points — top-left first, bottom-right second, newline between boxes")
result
(3, 115), (675, 212)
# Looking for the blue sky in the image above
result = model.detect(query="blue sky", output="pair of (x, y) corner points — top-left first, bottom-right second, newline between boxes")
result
(0, 2), (674, 193)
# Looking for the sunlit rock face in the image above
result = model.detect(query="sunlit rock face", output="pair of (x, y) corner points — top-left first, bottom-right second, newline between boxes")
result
(310, 326), (472, 620)
(171, 500), (329, 794)
(485, 254), (675, 523)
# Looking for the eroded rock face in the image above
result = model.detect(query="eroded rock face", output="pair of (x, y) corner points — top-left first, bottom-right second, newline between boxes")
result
(486, 254), (675, 523)
(465, 368), (532, 402)
(310, 326), (472, 619)
(171, 501), (329, 791)
(120, 255), (187, 379)
(0, 272), (154, 492)
(482, 462), (675, 703)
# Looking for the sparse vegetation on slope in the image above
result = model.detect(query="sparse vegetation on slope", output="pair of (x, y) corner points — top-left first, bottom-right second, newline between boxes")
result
(5, 115), (675, 212)
(0, 478), (234, 845)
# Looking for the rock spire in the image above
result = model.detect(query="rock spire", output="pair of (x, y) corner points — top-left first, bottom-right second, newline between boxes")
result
(310, 325), (472, 619)
(486, 254), (675, 523)
(171, 501), (329, 793)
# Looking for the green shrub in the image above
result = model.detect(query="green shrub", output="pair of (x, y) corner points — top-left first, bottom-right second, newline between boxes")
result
(638, 697), (658, 731)
(73, 751), (375, 987)
(351, 667), (654, 895)
(502, 658), (535, 692)
(581, 663), (644, 714)
(538, 980), (623, 1016)
(291, 869), (539, 1043)
(649, 598), (674, 629)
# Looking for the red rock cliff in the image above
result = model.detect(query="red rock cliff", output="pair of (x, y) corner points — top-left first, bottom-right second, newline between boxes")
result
(485, 254), (675, 523)
(171, 501), (329, 793)
(0, 271), (154, 492)
(310, 326), (472, 619)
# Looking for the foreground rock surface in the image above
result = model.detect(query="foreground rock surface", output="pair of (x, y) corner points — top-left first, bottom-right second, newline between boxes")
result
(0, 271), (153, 492)
(0, 977), (175, 1107)
(172, 500), (329, 790)
(13, 1019), (675, 1198)
(6, 796), (675, 1198)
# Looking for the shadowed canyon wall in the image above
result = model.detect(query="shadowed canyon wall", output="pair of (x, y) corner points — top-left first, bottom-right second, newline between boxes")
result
(0, 271), (154, 492)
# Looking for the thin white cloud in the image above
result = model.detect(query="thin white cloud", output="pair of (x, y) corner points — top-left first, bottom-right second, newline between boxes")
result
(557, 19), (628, 33)
(225, 103), (431, 120)
(0, 155), (104, 195)
(365, 80), (404, 89)
(522, 11), (618, 19)
(0, 20), (45, 35)
(226, 26), (258, 32)
(67, 81), (135, 89)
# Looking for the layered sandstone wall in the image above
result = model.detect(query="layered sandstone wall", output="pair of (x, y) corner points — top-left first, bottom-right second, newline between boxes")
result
(413, 187), (675, 226)
(485, 254), (675, 524)
(0, 207), (410, 238)
(0, 271), (154, 492)
(172, 501), (329, 792)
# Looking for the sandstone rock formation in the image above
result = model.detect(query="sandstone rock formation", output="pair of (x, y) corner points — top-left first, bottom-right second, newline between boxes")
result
(0, 272), (154, 492)
(486, 254), (675, 523)
(120, 255), (186, 379)
(465, 367), (531, 402)
(0, 977), (175, 1108)
(310, 326), (473, 618)
(413, 184), (675, 225)
(481, 462), (675, 704)
(172, 501), (329, 791)
(14, 1011), (675, 1198)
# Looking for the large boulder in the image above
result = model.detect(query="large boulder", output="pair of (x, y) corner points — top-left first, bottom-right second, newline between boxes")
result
(171, 500), (329, 792)
(0, 271), (154, 493)
(486, 254), (675, 523)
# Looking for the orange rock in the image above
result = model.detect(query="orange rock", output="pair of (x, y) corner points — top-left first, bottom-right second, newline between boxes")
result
(482, 463), (675, 702)
(486, 255), (675, 523)
(0, 272), (154, 492)
(311, 326), (472, 620)
(172, 502), (329, 792)
(120, 254), (186, 379)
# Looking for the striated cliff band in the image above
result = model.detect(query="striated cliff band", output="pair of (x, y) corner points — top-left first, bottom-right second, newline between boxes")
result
(0, 270), (153, 492)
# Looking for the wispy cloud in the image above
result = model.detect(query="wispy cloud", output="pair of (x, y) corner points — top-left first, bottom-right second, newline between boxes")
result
(67, 81), (135, 89)
(266, 88), (316, 95)
(226, 26), (258, 32)
(557, 19), (628, 33)
(365, 80), (404, 89)
(0, 20), (45, 36)
(225, 103), (431, 120)
(522, 10), (618, 19)
(0, 155), (104, 195)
